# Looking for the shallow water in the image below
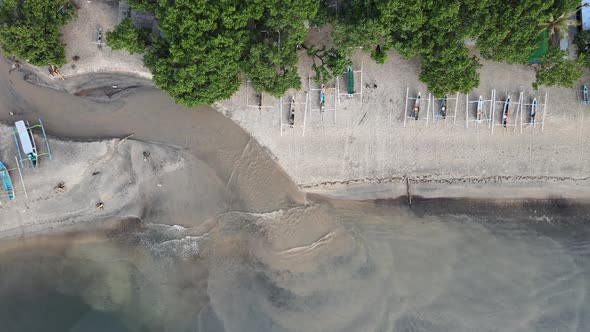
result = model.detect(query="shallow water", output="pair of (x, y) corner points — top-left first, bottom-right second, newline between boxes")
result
(0, 200), (589, 332)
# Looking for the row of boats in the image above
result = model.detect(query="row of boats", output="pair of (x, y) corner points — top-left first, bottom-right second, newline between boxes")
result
(410, 93), (537, 127)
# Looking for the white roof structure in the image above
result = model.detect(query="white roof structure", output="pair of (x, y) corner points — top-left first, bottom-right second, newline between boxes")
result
(15, 121), (34, 155)
(582, 1), (590, 31)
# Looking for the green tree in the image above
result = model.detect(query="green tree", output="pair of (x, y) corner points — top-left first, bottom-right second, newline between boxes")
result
(243, 0), (318, 96)
(107, 18), (147, 54)
(475, 0), (578, 63)
(533, 48), (583, 89)
(574, 30), (590, 54)
(128, 0), (158, 12)
(304, 45), (351, 84)
(419, 46), (481, 97)
(242, 41), (301, 97)
(0, 0), (75, 66)
(142, 0), (261, 107)
(540, 12), (580, 42)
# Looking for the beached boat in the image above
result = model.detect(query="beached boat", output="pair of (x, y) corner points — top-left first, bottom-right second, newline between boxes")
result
(288, 96), (295, 128)
(439, 95), (447, 120)
(320, 85), (326, 112)
(347, 66), (354, 97)
(410, 93), (421, 120)
(584, 85), (589, 105)
(502, 96), (510, 128)
(0, 161), (14, 200)
(14, 120), (38, 167)
(476, 95), (483, 123)
(531, 98), (537, 127)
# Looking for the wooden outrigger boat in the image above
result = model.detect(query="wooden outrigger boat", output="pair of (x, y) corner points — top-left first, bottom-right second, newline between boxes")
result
(96, 25), (103, 48)
(410, 92), (421, 120)
(12, 118), (52, 168)
(502, 96), (510, 128)
(14, 120), (38, 167)
(439, 95), (447, 120)
(320, 85), (326, 112)
(0, 161), (14, 200)
(288, 96), (295, 128)
(347, 66), (354, 97)
(476, 95), (483, 123)
(531, 98), (537, 127)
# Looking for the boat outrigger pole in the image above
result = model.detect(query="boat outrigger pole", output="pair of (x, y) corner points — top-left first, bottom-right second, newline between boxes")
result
(531, 98), (537, 127)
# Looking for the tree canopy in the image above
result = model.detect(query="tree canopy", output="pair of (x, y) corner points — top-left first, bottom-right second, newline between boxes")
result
(533, 48), (584, 90)
(106, 18), (147, 54)
(124, 0), (580, 106)
(0, 0), (75, 66)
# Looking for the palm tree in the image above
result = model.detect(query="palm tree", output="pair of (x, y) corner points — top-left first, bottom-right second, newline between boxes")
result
(539, 3), (590, 43)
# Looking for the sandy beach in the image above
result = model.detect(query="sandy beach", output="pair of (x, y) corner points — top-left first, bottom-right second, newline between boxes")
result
(218, 44), (590, 195)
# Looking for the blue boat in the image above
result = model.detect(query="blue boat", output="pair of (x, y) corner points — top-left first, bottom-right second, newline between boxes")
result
(0, 161), (14, 200)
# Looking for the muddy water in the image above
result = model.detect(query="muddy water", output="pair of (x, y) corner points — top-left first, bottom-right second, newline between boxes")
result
(0, 201), (588, 331)
(0, 61), (588, 331)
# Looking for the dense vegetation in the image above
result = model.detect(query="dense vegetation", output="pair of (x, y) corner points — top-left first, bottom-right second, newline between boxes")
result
(106, 18), (148, 54)
(127, 0), (580, 106)
(0, 0), (75, 66)
(532, 48), (584, 90)
(0, 0), (580, 105)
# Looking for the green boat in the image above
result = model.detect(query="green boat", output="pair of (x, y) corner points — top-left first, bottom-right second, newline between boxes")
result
(347, 66), (354, 97)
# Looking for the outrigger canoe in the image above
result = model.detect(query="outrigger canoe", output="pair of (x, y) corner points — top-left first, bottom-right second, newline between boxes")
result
(347, 66), (354, 97)
(439, 95), (447, 120)
(288, 96), (295, 128)
(320, 85), (326, 112)
(0, 161), (14, 200)
(531, 98), (537, 127)
(410, 93), (421, 120)
(476, 95), (483, 123)
(502, 96), (510, 128)
(14, 120), (38, 168)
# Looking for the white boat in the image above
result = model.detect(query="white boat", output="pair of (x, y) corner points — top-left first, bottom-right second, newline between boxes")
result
(15, 120), (38, 167)
(476, 96), (483, 123)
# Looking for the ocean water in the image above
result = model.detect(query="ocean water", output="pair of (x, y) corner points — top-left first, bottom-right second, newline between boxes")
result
(0, 199), (588, 332)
